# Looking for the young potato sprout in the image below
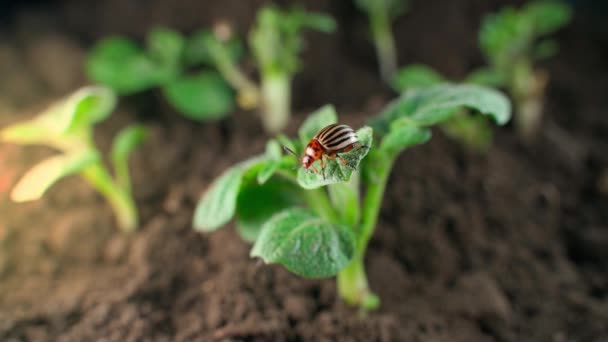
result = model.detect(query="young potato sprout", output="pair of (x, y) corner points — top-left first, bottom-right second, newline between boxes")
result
(87, 27), (235, 121)
(0, 86), (147, 232)
(392, 64), (501, 152)
(193, 84), (511, 310)
(355, 0), (409, 82)
(479, 0), (571, 140)
(192, 5), (336, 133)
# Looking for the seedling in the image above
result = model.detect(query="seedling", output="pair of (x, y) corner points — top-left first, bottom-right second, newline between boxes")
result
(193, 5), (336, 133)
(87, 27), (235, 121)
(193, 83), (511, 310)
(355, 0), (409, 82)
(392, 64), (501, 152)
(0, 86), (147, 232)
(479, 0), (571, 140)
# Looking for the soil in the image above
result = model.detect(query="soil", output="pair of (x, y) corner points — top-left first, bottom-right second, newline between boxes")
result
(1, 0), (607, 341)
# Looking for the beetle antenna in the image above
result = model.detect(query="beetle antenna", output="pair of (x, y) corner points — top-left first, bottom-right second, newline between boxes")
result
(283, 146), (297, 156)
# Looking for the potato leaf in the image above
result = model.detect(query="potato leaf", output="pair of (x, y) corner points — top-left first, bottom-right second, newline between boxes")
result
(257, 140), (283, 184)
(392, 64), (444, 91)
(10, 150), (100, 202)
(297, 126), (372, 189)
(162, 72), (234, 120)
(250, 208), (355, 278)
(380, 125), (431, 156)
(236, 177), (302, 242)
(381, 84), (511, 127)
(524, 1), (571, 36)
(193, 157), (266, 232)
(66, 86), (117, 133)
(465, 67), (506, 87)
(147, 27), (184, 67)
(86, 37), (174, 94)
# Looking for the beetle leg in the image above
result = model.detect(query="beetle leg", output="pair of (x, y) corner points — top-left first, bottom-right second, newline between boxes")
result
(320, 156), (326, 180)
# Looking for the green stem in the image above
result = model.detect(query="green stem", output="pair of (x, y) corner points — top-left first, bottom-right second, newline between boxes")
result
(304, 187), (339, 223)
(337, 255), (379, 310)
(81, 163), (138, 232)
(260, 72), (291, 134)
(275, 169), (339, 223)
(370, 10), (397, 83)
(337, 152), (393, 309)
(211, 49), (260, 110)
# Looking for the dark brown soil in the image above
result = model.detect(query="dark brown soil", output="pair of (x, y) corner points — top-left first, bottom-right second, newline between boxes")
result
(1, 0), (607, 341)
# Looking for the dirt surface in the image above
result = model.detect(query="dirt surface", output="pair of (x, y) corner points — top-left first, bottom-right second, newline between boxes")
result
(1, 0), (607, 341)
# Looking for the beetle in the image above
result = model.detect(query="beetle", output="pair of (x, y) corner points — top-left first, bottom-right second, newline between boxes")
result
(284, 123), (366, 179)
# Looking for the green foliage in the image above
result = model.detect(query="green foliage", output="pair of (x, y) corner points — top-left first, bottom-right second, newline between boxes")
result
(0, 86), (146, 232)
(87, 27), (235, 121)
(250, 5), (336, 76)
(355, 0), (409, 18)
(478, 0), (571, 139)
(355, 0), (409, 82)
(391, 62), (510, 151)
(193, 84), (511, 309)
(250, 208), (355, 278)
(479, 0), (571, 69)
(392, 64), (444, 91)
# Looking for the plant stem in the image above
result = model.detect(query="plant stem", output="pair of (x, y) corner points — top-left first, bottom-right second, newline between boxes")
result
(370, 9), (397, 83)
(211, 50), (260, 110)
(337, 152), (393, 309)
(81, 163), (138, 232)
(260, 72), (291, 134)
(337, 255), (379, 310)
(511, 60), (548, 142)
(304, 187), (339, 223)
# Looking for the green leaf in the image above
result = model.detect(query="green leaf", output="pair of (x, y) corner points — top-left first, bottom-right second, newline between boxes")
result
(111, 124), (147, 191)
(250, 208), (356, 278)
(382, 84), (511, 127)
(257, 140), (283, 184)
(392, 64), (445, 91)
(297, 126), (372, 189)
(250, 5), (335, 75)
(147, 27), (185, 67)
(162, 72), (235, 120)
(298, 104), (338, 145)
(465, 67), (506, 87)
(533, 38), (558, 60)
(66, 86), (118, 132)
(1, 86), (117, 144)
(236, 177), (302, 242)
(291, 10), (337, 33)
(193, 157), (265, 232)
(184, 29), (244, 66)
(440, 113), (493, 152)
(193, 166), (243, 232)
(380, 125), (431, 155)
(111, 125), (147, 166)
(10, 150), (100, 202)
(86, 37), (175, 94)
(524, 1), (571, 36)
(0, 120), (48, 145)
(479, 7), (531, 63)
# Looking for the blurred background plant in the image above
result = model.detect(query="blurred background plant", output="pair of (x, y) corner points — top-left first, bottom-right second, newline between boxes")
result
(0, 86), (146, 232)
(355, 0), (409, 83)
(87, 5), (335, 134)
(479, 0), (571, 141)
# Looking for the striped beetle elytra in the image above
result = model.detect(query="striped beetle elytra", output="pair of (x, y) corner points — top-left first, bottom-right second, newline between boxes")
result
(285, 124), (367, 179)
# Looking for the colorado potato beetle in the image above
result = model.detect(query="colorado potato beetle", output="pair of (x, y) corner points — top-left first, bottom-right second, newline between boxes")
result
(285, 123), (366, 179)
